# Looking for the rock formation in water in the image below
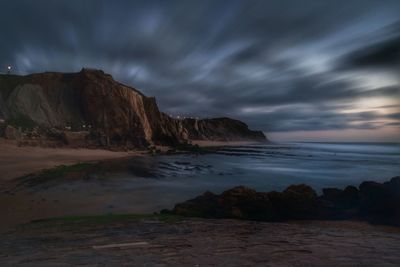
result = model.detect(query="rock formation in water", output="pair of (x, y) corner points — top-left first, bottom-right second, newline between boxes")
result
(170, 176), (400, 226)
(0, 69), (266, 148)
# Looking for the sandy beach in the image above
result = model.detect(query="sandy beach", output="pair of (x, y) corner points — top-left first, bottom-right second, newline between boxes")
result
(0, 139), (144, 181)
(0, 138), (258, 182)
(1, 139), (399, 266)
(0, 138), (259, 229)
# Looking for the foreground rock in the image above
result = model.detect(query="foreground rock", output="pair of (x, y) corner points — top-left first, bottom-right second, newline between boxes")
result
(171, 176), (400, 226)
(0, 69), (266, 149)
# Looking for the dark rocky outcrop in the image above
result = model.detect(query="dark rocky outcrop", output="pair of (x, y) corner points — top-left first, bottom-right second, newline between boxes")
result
(0, 69), (266, 148)
(180, 118), (266, 141)
(170, 176), (400, 226)
(173, 187), (275, 220)
(358, 178), (400, 223)
(268, 184), (318, 220)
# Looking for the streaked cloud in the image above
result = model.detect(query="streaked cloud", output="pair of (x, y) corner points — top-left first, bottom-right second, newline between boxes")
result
(0, 0), (399, 141)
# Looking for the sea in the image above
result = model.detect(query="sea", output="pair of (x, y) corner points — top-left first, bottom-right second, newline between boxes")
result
(89, 142), (400, 213)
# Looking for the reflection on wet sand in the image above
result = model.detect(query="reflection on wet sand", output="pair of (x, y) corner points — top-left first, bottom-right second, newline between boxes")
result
(1, 142), (399, 230)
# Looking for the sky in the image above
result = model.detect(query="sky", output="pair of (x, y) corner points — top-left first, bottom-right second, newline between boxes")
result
(1, 0), (399, 142)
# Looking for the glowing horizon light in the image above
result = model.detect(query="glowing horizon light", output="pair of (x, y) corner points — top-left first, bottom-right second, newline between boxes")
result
(339, 97), (399, 115)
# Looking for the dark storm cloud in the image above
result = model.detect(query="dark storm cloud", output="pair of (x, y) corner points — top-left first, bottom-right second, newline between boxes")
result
(341, 34), (400, 69)
(1, 0), (400, 134)
(350, 37), (400, 68)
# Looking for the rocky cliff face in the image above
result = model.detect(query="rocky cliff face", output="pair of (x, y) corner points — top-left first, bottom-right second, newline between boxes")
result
(180, 117), (265, 141)
(0, 69), (266, 148)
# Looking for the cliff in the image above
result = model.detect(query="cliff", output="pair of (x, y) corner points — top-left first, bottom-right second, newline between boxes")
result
(0, 69), (266, 148)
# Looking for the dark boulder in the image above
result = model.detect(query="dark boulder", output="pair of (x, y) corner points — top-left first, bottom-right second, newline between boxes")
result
(173, 185), (316, 221)
(173, 186), (274, 220)
(322, 188), (343, 202)
(173, 191), (218, 218)
(340, 186), (360, 208)
(359, 177), (400, 224)
(359, 181), (389, 216)
(275, 184), (317, 219)
(170, 177), (400, 226)
(218, 186), (274, 220)
(321, 185), (359, 209)
(384, 176), (400, 196)
(319, 185), (360, 219)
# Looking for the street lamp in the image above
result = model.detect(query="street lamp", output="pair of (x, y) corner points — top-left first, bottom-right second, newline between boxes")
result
(7, 66), (11, 74)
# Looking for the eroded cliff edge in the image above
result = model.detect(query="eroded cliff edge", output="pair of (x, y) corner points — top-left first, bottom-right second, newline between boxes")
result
(0, 69), (266, 148)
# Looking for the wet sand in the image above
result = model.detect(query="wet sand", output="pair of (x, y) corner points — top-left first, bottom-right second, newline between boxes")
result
(0, 139), (258, 230)
(0, 139), (144, 181)
(0, 139), (147, 230)
(1, 140), (400, 266)
(1, 218), (399, 266)
(0, 138), (256, 182)
(191, 140), (263, 147)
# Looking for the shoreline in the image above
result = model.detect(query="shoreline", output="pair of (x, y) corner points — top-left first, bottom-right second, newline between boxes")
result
(0, 138), (260, 182)
(1, 139), (397, 232)
(0, 139), (145, 182)
(0, 138), (264, 230)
